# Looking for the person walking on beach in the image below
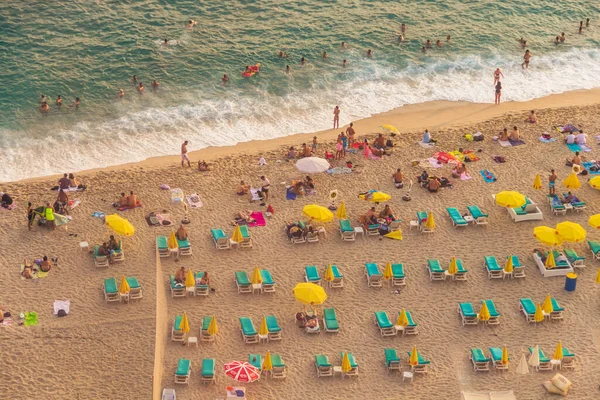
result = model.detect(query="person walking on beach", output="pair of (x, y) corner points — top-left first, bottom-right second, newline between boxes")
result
(333, 106), (340, 129)
(181, 141), (191, 168)
(494, 81), (502, 105)
(521, 50), (531, 69)
(549, 169), (557, 196)
(346, 122), (355, 146)
(260, 176), (270, 201)
(493, 68), (504, 85)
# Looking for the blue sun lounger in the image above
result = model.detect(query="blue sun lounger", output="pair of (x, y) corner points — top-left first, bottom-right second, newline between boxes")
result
(174, 358), (191, 384)
(488, 347), (509, 370)
(374, 311), (396, 337)
(470, 348), (491, 371)
(447, 207), (468, 227)
(483, 256), (503, 279)
(304, 265), (322, 285)
(427, 259), (446, 281)
(458, 302), (478, 326)
(365, 263), (383, 287)
(384, 348), (401, 371)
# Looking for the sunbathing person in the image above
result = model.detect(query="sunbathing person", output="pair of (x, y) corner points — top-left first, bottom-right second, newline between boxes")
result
(292, 181), (305, 195)
(527, 110), (537, 124)
(127, 191), (138, 208)
(286, 222), (303, 239)
(452, 163), (467, 178)
(533, 249), (547, 264)
(176, 224), (188, 241)
(99, 242), (114, 263)
(108, 235), (120, 251)
(417, 171), (429, 187)
(237, 181), (250, 195)
(115, 192), (127, 207)
(392, 168), (404, 188)
(198, 271), (210, 285)
(304, 176), (315, 189)
(22, 259), (34, 279)
(374, 134), (386, 149)
(510, 126), (520, 141)
(233, 210), (256, 225)
(198, 161), (209, 171)
(379, 205), (396, 221)
(365, 207), (378, 224)
(39, 256), (52, 272)
(499, 128), (509, 141)
(175, 266), (186, 284)
(567, 151), (582, 167)
(302, 143), (311, 157)
(427, 177), (441, 193)
(57, 189), (69, 214)
(371, 146), (385, 157)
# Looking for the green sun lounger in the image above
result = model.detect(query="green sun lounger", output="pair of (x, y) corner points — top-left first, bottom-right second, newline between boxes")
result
(235, 271), (251, 293)
(304, 266), (321, 283)
(365, 263), (381, 276)
(528, 347), (550, 363)
(489, 347), (506, 362)
(239, 317), (258, 343)
(176, 238), (190, 248)
(330, 265), (343, 278)
(484, 256), (502, 270)
(482, 300), (500, 317)
(340, 352), (358, 368)
(260, 269), (275, 285)
(239, 225), (251, 238)
(447, 207), (468, 227)
(375, 311), (393, 328)
(315, 354), (333, 377)
(562, 347), (575, 358)
(249, 354), (262, 370)
(156, 236), (168, 249)
(519, 298), (537, 323)
(176, 358), (191, 376)
(125, 277), (140, 289)
(266, 315), (281, 333)
(407, 351), (430, 365)
(339, 219), (353, 232)
(467, 205), (488, 219)
(459, 302), (477, 317)
(471, 348), (491, 363)
(588, 240), (600, 259)
(201, 358), (215, 383)
(391, 264), (405, 278)
(211, 228), (227, 240)
(323, 308), (339, 332)
(551, 298), (564, 312)
(384, 348), (401, 370)
(416, 211), (428, 222)
(272, 354), (285, 368)
(427, 259), (444, 273)
(365, 263), (383, 286)
(104, 278), (117, 293)
(201, 316), (212, 331)
(509, 255), (522, 267)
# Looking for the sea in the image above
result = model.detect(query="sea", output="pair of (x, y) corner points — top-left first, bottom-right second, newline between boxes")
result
(1, 1), (599, 182)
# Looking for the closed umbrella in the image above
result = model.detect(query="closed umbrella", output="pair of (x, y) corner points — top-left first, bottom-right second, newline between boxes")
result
(180, 312), (191, 334)
(231, 225), (244, 243)
(295, 157), (330, 174)
(335, 202), (347, 219)
(259, 316), (269, 336)
(517, 354), (530, 374)
(562, 172), (581, 189)
(447, 257), (458, 276)
(383, 262), (393, 280)
(553, 341), (563, 361)
(501, 346), (509, 366)
(478, 301), (490, 322)
(533, 174), (542, 190)
(396, 309), (408, 327)
(303, 204), (334, 222)
(504, 256), (514, 274)
(168, 230), (178, 250)
(528, 345), (540, 367)
(262, 351), (273, 374)
(409, 346), (419, 366)
(596, 268), (600, 284)
(542, 294), (553, 314)
(293, 283), (327, 305)
(341, 352), (352, 373)
(589, 176), (600, 189)
(224, 361), (260, 383)
(119, 275), (130, 295)
(495, 191), (526, 208)
(588, 214), (600, 229)
(533, 226), (563, 246)
(359, 190), (391, 203)
(207, 316), (218, 336)
(556, 221), (586, 243)
(384, 230), (403, 240)
(534, 304), (544, 323)
(424, 211), (435, 230)
(323, 264), (335, 282)
(185, 269), (195, 288)
(545, 250), (556, 269)
(105, 214), (135, 236)
(250, 266), (262, 285)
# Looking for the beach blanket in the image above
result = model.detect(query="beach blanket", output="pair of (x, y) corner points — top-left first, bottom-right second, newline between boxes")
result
(286, 188), (296, 200)
(556, 124), (578, 133)
(427, 158), (443, 168)
(582, 162), (600, 175)
(68, 199), (81, 210)
(54, 213), (71, 227)
(250, 188), (262, 202)
(480, 170), (497, 183)
(326, 167), (353, 174)
(459, 173), (472, 181)
(24, 312), (38, 327)
(539, 136), (557, 143)
(171, 188), (184, 203)
(509, 139), (526, 146)
(53, 300), (70, 315)
(51, 186), (85, 192)
(0, 203), (16, 211)
(186, 193), (203, 208)
(498, 140), (511, 147)
(566, 143), (581, 152)
(248, 211), (266, 227)
(156, 213), (173, 226)
(418, 141), (436, 148)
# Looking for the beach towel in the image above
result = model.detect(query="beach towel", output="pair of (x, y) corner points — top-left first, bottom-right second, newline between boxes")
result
(250, 188), (262, 201)
(418, 141), (435, 148)
(459, 173), (472, 181)
(427, 158), (443, 168)
(498, 140), (512, 147)
(556, 124), (578, 133)
(53, 300), (70, 315)
(186, 194), (203, 208)
(509, 139), (526, 146)
(539, 136), (557, 143)
(0, 203), (16, 211)
(326, 167), (353, 174)
(582, 162), (600, 175)
(156, 213), (173, 226)
(480, 170), (497, 183)
(54, 213), (71, 227)
(68, 199), (81, 210)
(248, 211), (266, 227)
(24, 312), (38, 327)
(51, 186), (85, 192)
(171, 188), (184, 203)
(566, 143), (582, 152)
(286, 187), (296, 200)
(580, 144), (592, 152)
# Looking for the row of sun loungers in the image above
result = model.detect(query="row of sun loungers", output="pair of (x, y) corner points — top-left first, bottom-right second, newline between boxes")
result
(235, 269), (276, 294)
(528, 346), (575, 371)
(172, 315), (218, 343)
(239, 316), (281, 343)
(315, 353), (359, 377)
(174, 357), (216, 385)
(103, 277), (142, 303)
(519, 297), (564, 323)
(156, 235), (193, 257)
(484, 255), (526, 279)
(549, 193), (586, 215)
(304, 265), (343, 288)
(426, 259), (468, 281)
(365, 263), (405, 287)
(458, 301), (500, 326)
(374, 311), (418, 337)
(248, 353), (288, 378)
(169, 271), (210, 298)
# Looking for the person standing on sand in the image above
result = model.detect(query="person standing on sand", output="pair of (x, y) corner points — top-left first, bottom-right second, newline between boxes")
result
(260, 176), (270, 201)
(333, 106), (340, 129)
(522, 50), (531, 69)
(494, 81), (502, 105)
(346, 122), (355, 146)
(181, 141), (191, 168)
(493, 68), (504, 85)
(549, 169), (557, 196)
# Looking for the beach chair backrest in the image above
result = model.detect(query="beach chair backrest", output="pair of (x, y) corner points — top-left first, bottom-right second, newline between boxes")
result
(365, 263), (380, 276)
(428, 259), (442, 272)
(460, 303), (475, 317)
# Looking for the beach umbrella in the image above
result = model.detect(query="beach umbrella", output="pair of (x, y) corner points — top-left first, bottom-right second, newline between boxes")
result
(529, 346), (540, 367)
(478, 301), (491, 322)
(250, 266), (262, 285)
(119, 275), (130, 295)
(596, 268), (600, 284)
(231, 225), (244, 243)
(341, 352), (352, 373)
(588, 214), (600, 229)
(181, 312), (190, 334)
(303, 204), (334, 222)
(556, 221), (586, 243)
(542, 294), (553, 314)
(380, 124), (399, 134)
(383, 262), (393, 280)
(259, 316), (269, 336)
(409, 346), (419, 366)
(224, 361), (260, 383)
(534, 304), (544, 323)
(293, 283), (327, 305)
(384, 230), (403, 240)
(184, 270), (195, 288)
(396, 309), (409, 327)
(533, 226), (563, 246)
(424, 211), (435, 230)
(359, 190), (391, 203)
(335, 202), (347, 219)
(495, 191), (526, 208)
(207, 316), (218, 336)
(517, 354), (530, 374)
(589, 176), (600, 189)
(562, 172), (581, 189)
(447, 257), (458, 276)
(532, 174), (542, 190)
(553, 341), (563, 361)
(295, 157), (330, 174)
(504, 256), (514, 274)
(168, 230), (178, 250)
(262, 351), (273, 374)
(105, 214), (135, 236)
(323, 264), (335, 282)
(501, 346), (509, 366)
(545, 250), (556, 269)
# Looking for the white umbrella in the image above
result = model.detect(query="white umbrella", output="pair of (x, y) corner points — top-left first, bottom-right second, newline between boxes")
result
(516, 354), (529, 374)
(295, 157), (330, 174)
(528, 345), (540, 368)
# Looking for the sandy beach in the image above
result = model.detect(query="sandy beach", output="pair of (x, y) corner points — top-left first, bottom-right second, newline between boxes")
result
(3, 92), (600, 399)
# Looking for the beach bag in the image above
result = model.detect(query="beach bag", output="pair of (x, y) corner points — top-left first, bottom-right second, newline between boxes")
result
(386, 139), (393, 147)
(57, 309), (67, 317)
(472, 132), (484, 141)
(580, 169), (588, 176)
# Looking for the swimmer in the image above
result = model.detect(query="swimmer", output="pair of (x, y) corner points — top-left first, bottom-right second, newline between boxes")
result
(554, 36), (560, 45)
(40, 94), (47, 104)
(152, 80), (159, 90)
(398, 34), (404, 42)
(366, 49), (372, 57)
(401, 23), (406, 35)
(521, 40), (527, 48)
(521, 50), (531, 69)
(132, 75), (137, 83)
(56, 95), (62, 106)
(186, 20), (197, 29)
(40, 102), (49, 113)
(560, 32), (566, 43)
(425, 39), (432, 48)
(138, 82), (144, 93)
(301, 57), (306, 65)
(421, 46), (426, 53)
(436, 39), (443, 47)
(518, 37), (525, 45)
(279, 50), (285, 58)
(286, 65), (291, 74)
(119, 89), (124, 98)
(322, 51), (328, 59)
(446, 35), (452, 44)
(73, 97), (80, 108)
(579, 21), (583, 34)
(163, 38), (169, 46)
(243, 65), (252, 74)
(586, 18), (590, 27)
(493, 68), (504, 85)
(341, 41), (346, 49)
(222, 74), (229, 84)
(342, 59), (347, 67)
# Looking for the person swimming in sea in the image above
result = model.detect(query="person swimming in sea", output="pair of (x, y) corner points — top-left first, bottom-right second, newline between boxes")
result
(366, 49), (372, 57)
(520, 40), (527, 48)
(40, 94), (47, 104)
(163, 38), (169, 46)
(398, 34), (404, 42)
(521, 50), (531, 69)
(56, 95), (62, 106)
(186, 20), (197, 29)
(554, 36), (560, 45)
(301, 57), (306, 65)
(425, 39), (432, 48)
(342, 59), (347, 67)
(72, 97), (80, 108)
(401, 23), (406, 35)
(341, 41), (346, 49)
(493, 68), (504, 85)
(152, 80), (159, 90)
(560, 32), (566, 43)
(40, 102), (49, 113)
(222, 74), (229, 84)
(421, 46), (426, 53)
(119, 89), (124, 98)
(138, 82), (144, 93)
(132, 75), (137, 83)
(446, 35), (452, 44)
(279, 50), (285, 58)
(322, 51), (328, 59)
(436, 39), (443, 47)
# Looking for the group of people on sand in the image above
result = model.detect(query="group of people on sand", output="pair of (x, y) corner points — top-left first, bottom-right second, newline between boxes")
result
(564, 130), (588, 145)
(39, 94), (79, 114)
(417, 170), (451, 193)
(498, 126), (522, 141)
(361, 204), (397, 226)
(96, 235), (121, 263)
(174, 266), (209, 286)
(114, 191), (140, 209)
(21, 256), (53, 279)
(180, 140), (210, 170)
(236, 176), (270, 203)
(286, 221), (319, 240)
(287, 141), (318, 160)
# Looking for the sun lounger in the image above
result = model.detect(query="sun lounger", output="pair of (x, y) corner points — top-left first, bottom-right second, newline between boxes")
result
(519, 298), (538, 323)
(528, 347), (552, 371)
(564, 249), (585, 268)
(238, 225), (253, 248)
(112, 239), (125, 262)
(483, 256), (503, 279)
(366, 223), (380, 236)
(260, 269), (276, 293)
(561, 347), (576, 369)
(550, 298), (565, 320)
(315, 354), (333, 377)
(239, 317), (259, 344)
(176, 237), (192, 256)
(427, 259), (446, 281)
(449, 259), (468, 281)
(508, 199), (543, 222)
(365, 263), (383, 287)
(201, 358), (216, 384)
(390, 263), (406, 286)
(271, 354), (287, 378)
(384, 348), (401, 372)
(171, 315), (186, 342)
(211, 228), (231, 250)
(103, 278), (119, 303)
(406, 350), (430, 373)
(340, 352), (358, 376)
(470, 348), (491, 371)
(323, 308), (339, 333)
(235, 271), (252, 293)
(266, 315), (282, 341)
(305, 318), (321, 334)
(388, 220), (402, 231)
(482, 300), (500, 325)
(94, 245), (110, 268)
(532, 251), (574, 277)
(200, 316), (215, 342)
(447, 207), (468, 227)
(126, 277), (143, 301)
(327, 265), (344, 288)
(489, 347), (509, 370)
(374, 311), (397, 337)
(169, 275), (186, 298)
(458, 302), (478, 326)
(162, 388), (176, 400)
(193, 271), (209, 296)
(306, 231), (320, 243)
(509, 255), (526, 278)
(562, 192), (586, 212)
(174, 358), (191, 384)
(156, 236), (170, 258)
(588, 240), (600, 261)
(304, 265), (322, 285)
(339, 219), (357, 241)
(249, 354), (262, 371)
(401, 311), (418, 335)
(467, 205), (489, 225)
(417, 210), (435, 234)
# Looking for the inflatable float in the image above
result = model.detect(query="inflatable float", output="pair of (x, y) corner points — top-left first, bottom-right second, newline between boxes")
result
(242, 63), (260, 77)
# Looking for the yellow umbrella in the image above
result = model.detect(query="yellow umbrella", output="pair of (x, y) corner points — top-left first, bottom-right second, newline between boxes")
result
(119, 275), (130, 295)
(381, 124), (399, 134)
(168, 230), (178, 250)
(384, 230), (403, 240)
(293, 282), (328, 305)
(562, 172), (581, 189)
(542, 294), (553, 314)
(553, 341), (563, 361)
(478, 301), (491, 322)
(545, 250), (556, 269)
(185, 269), (195, 288)
(589, 176), (600, 190)
(501, 346), (509, 365)
(383, 262), (393, 280)
(263, 351), (273, 373)
(181, 312), (191, 333)
(207, 316), (218, 336)
(303, 204), (334, 222)
(259, 316), (269, 336)
(534, 303), (544, 323)
(341, 352), (352, 373)
(396, 309), (408, 327)
(231, 224), (244, 243)
(323, 264), (335, 282)
(409, 345), (419, 366)
(447, 257), (458, 276)
(359, 191), (391, 203)
(105, 214), (135, 236)
(596, 268), (600, 284)
(495, 191), (526, 208)
(424, 211), (435, 230)
(556, 221), (586, 243)
(532, 174), (542, 190)
(533, 226), (563, 246)
(588, 214), (600, 229)
(504, 256), (514, 273)
(335, 202), (347, 219)
(250, 266), (263, 285)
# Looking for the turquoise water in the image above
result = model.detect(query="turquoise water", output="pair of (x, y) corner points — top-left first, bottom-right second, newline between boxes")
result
(1, 1), (599, 181)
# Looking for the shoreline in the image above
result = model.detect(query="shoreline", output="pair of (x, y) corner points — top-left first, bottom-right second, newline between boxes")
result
(6, 87), (600, 186)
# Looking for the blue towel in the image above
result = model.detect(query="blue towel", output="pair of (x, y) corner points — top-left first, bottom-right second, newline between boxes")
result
(582, 162), (600, 175)
(286, 188), (296, 200)
(566, 143), (582, 152)
(538, 136), (557, 143)
(509, 139), (526, 146)
(479, 170), (496, 183)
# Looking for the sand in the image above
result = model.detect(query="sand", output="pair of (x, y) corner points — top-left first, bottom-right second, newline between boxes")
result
(2, 92), (600, 399)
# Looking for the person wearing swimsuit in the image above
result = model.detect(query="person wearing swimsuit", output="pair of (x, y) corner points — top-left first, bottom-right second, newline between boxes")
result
(494, 82), (502, 105)
(493, 68), (504, 85)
